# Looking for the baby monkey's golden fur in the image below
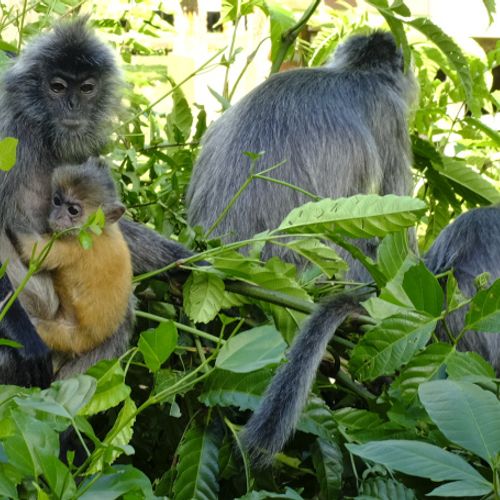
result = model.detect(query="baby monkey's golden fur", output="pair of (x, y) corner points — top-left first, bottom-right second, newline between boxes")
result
(19, 160), (132, 355)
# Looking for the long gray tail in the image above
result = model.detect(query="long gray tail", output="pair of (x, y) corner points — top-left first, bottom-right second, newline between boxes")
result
(241, 291), (364, 464)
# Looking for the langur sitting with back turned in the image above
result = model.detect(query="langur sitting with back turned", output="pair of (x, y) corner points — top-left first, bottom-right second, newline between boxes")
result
(14, 158), (132, 358)
(187, 31), (418, 463)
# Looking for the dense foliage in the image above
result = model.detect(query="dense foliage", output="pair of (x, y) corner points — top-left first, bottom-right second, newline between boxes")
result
(0, 0), (499, 498)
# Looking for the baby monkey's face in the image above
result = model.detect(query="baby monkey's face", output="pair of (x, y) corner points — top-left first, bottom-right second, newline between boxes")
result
(48, 191), (89, 233)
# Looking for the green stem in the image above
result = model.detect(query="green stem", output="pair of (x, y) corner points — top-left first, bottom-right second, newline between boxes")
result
(335, 370), (376, 402)
(254, 173), (319, 200)
(16, 0), (28, 52)
(270, 0), (321, 74)
(222, 0), (241, 101)
(135, 310), (226, 344)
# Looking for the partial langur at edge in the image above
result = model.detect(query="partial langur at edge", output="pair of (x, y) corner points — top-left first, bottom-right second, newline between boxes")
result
(425, 205), (500, 375)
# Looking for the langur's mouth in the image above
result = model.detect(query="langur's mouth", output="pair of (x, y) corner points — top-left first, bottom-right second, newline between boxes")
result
(61, 118), (83, 128)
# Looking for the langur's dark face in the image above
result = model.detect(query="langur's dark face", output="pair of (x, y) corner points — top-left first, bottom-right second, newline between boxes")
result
(45, 71), (100, 133)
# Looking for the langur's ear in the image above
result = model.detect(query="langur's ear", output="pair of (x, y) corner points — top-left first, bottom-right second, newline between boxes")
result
(104, 202), (126, 223)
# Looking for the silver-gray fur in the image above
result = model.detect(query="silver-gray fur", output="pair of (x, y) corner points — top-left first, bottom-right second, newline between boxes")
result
(241, 291), (365, 464)
(215, 31), (418, 463)
(187, 31), (417, 281)
(425, 206), (500, 374)
(0, 18), (191, 386)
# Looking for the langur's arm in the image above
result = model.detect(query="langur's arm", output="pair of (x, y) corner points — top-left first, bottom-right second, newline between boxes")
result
(119, 218), (193, 277)
(34, 317), (84, 354)
(0, 273), (52, 387)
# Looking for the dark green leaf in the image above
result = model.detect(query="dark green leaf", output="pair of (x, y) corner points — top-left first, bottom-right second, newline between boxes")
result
(173, 423), (221, 500)
(311, 438), (343, 500)
(465, 279), (500, 332)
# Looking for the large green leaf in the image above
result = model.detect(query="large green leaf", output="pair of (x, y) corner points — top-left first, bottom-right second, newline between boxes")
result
(391, 343), (454, 403)
(437, 158), (500, 204)
(349, 311), (437, 381)
(419, 380), (500, 464)
(173, 424), (221, 500)
(297, 397), (337, 441)
(360, 477), (416, 500)
(81, 360), (130, 416)
(402, 261), (444, 317)
(184, 271), (226, 324)
(311, 438), (343, 500)
(78, 465), (156, 500)
(464, 279), (500, 332)
(237, 488), (303, 500)
(215, 325), (286, 373)
(446, 350), (495, 380)
(199, 369), (273, 411)
(377, 231), (410, 283)
(278, 195), (426, 238)
(347, 440), (491, 491)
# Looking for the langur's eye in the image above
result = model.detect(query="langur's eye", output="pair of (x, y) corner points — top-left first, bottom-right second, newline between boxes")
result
(68, 205), (81, 217)
(49, 78), (67, 94)
(53, 195), (62, 206)
(80, 81), (96, 94)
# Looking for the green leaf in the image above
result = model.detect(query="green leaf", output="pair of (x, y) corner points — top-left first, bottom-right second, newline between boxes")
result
(349, 312), (437, 381)
(391, 343), (454, 403)
(311, 438), (343, 500)
(419, 380), (500, 464)
(346, 439), (490, 486)
(407, 17), (476, 114)
(377, 231), (410, 283)
(481, 0), (496, 24)
(402, 261), (444, 316)
(279, 194), (426, 238)
(166, 77), (193, 143)
(78, 230), (94, 250)
(199, 369), (272, 410)
(437, 158), (500, 204)
(40, 456), (76, 500)
(183, 271), (225, 324)
(81, 360), (130, 416)
(0, 137), (18, 171)
(465, 279), (500, 332)
(236, 487), (303, 500)
(360, 477), (417, 500)
(297, 397), (337, 441)
(78, 465), (156, 500)
(283, 238), (347, 278)
(16, 375), (96, 419)
(0, 462), (20, 499)
(173, 423), (221, 500)
(429, 480), (493, 497)
(138, 321), (178, 372)
(446, 350), (495, 379)
(87, 398), (137, 473)
(216, 325), (286, 373)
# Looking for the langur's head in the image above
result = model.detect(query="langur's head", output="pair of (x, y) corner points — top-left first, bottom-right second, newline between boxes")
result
(48, 158), (125, 233)
(1, 17), (122, 162)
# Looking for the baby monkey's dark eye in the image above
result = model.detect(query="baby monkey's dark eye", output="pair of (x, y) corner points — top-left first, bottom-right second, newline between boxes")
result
(68, 205), (81, 217)
(53, 195), (62, 206)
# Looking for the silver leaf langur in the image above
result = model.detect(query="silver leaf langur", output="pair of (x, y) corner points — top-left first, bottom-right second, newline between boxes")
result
(187, 31), (418, 462)
(0, 18), (192, 386)
(425, 206), (500, 374)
